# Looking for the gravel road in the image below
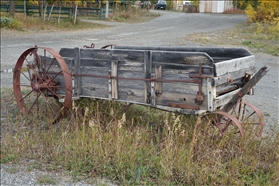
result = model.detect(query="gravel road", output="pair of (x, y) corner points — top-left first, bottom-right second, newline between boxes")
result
(1, 10), (278, 185)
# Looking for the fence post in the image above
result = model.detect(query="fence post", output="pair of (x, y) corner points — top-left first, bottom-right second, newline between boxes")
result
(43, 3), (48, 22)
(74, 4), (77, 24)
(58, 6), (61, 23)
(105, 1), (109, 19)
(48, 4), (54, 21)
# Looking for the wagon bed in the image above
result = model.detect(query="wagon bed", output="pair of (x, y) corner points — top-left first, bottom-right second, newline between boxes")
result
(13, 45), (269, 138)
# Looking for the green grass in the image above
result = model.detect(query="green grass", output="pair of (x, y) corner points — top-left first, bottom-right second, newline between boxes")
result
(37, 175), (57, 185)
(5, 167), (20, 174)
(1, 89), (278, 185)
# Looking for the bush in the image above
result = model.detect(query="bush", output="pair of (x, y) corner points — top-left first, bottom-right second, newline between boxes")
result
(245, 1), (279, 37)
(0, 17), (14, 27)
(0, 16), (23, 30)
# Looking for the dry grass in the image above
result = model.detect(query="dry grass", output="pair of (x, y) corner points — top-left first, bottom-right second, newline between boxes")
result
(185, 22), (279, 56)
(0, 12), (111, 33)
(1, 88), (278, 185)
(107, 7), (160, 23)
(1, 7), (159, 34)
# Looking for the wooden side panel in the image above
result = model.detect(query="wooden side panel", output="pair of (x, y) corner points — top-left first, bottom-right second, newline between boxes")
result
(214, 55), (255, 76)
(212, 66), (256, 87)
(78, 49), (147, 103)
(73, 49), (214, 109)
(114, 46), (253, 63)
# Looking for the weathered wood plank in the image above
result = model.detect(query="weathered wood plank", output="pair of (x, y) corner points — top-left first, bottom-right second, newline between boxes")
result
(59, 48), (76, 58)
(114, 46), (252, 62)
(79, 49), (145, 62)
(155, 66), (162, 94)
(156, 92), (208, 110)
(152, 63), (213, 75)
(214, 55), (255, 76)
(151, 51), (213, 65)
(144, 50), (152, 104)
(212, 66), (256, 86)
(111, 61), (118, 99)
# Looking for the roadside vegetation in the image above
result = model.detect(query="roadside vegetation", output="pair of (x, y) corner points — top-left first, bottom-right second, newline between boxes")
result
(1, 1), (278, 185)
(1, 88), (278, 185)
(0, 8), (158, 33)
(186, 0), (279, 56)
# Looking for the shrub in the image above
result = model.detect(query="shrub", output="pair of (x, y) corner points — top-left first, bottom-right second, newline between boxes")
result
(245, 1), (279, 37)
(0, 17), (14, 27)
(0, 16), (23, 30)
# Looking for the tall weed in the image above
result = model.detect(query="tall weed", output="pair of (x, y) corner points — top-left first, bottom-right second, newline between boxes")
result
(1, 92), (278, 185)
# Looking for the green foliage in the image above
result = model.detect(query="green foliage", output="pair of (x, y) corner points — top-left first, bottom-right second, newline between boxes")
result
(0, 16), (23, 30)
(233, 0), (259, 10)
(191, 0), (199, 7)
(245, 1), (279, 37)
(0, 17), (14, 27)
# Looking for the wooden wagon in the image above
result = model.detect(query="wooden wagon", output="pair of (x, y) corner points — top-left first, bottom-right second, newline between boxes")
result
(13, 45), (269, 138)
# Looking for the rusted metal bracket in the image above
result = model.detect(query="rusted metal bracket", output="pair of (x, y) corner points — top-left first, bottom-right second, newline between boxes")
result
(189, 63), (212, 105)
(83, 43), (95, 48)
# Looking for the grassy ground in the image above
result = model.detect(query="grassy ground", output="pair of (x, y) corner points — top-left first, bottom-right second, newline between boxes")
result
(1, 88), (278, 185)
(185, 22), (279, 56)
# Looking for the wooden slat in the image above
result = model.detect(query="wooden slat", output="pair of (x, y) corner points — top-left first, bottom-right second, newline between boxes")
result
(214, 55), (255, 76)
(59, 48), (76, 58)
(114, 46), (253, 61)
(111, 61), (118, 99)
(212, 66), (256, 86)
(79, 49), (145, 62)
(155, 66), (162, 94)
(144, 50), (152, 104)
(151, 51), (213, 65)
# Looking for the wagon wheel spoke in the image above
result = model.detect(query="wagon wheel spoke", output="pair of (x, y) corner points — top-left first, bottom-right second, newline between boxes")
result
(232, 100), (265, 137)
(202, 111), (244, 140)
(13, 47), (73, 124)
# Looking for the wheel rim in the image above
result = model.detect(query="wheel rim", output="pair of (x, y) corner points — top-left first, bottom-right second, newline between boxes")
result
(13, 47), (72, 123)
(204, 111), (244, 139)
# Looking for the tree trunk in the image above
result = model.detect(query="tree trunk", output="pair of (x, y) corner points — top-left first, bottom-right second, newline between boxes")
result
(9, 0), (15, 16)
(87, 1), (93, 8)
(38, 0), (44, 18)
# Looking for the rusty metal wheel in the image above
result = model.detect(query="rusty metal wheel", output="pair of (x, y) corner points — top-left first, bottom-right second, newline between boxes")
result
(13, 46), (72, 123)
(203, 111), (244, 139)
(231, 100), (264, 137)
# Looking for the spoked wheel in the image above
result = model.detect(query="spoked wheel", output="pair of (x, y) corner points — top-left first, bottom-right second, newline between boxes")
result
(13, 47), (72, 124)
(203, 111), (244, 139)
(231, 100), (264, 137)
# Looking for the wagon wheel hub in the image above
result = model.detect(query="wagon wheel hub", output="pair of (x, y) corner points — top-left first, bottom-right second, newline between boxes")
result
(31, 74), (58, 93)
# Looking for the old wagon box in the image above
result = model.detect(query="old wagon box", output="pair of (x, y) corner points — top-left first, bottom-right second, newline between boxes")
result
(13, 45), (269, 137)
(57, 45), (256, 114)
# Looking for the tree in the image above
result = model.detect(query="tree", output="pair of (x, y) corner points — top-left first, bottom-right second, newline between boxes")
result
(9, 0), (15, 16)
(233, 0), (259, 10)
